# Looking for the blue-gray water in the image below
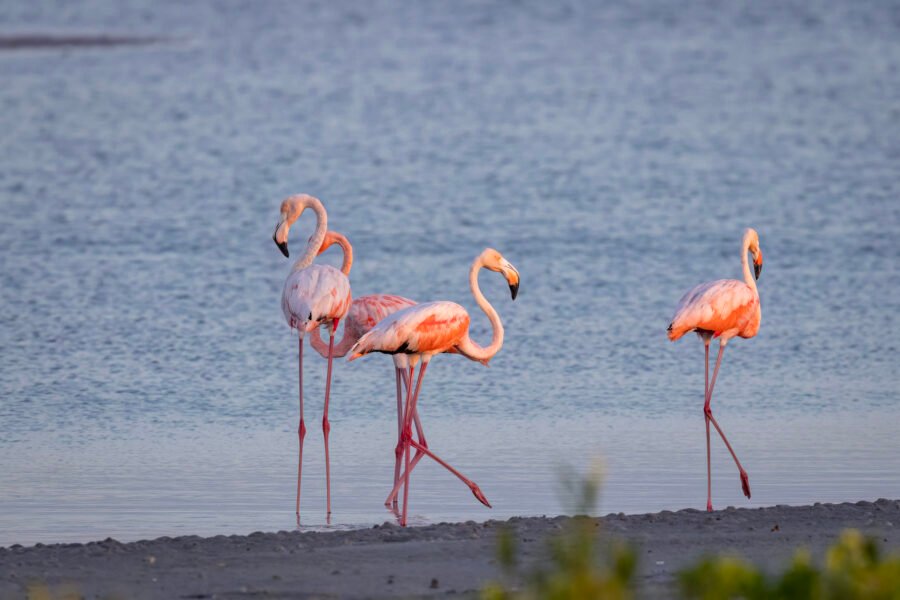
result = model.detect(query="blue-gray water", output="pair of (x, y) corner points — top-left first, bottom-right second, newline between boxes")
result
(1, 0), (899, 546)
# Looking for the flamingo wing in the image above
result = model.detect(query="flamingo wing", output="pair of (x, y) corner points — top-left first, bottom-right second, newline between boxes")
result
(668, 279), (756, 340)
(282, 264), (352, 332)
(348, 301), (470, 359)
(348, 294), (417, 336)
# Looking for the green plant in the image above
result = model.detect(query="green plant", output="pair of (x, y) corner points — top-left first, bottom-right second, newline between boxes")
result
(679, 529), (900, 600)
(482, 462), (637, 600)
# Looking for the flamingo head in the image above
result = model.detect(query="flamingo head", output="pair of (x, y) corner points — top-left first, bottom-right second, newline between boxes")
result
(480, 248), (520, 300)
(744, 228), (763, 280)
(272, 196), (311, 258)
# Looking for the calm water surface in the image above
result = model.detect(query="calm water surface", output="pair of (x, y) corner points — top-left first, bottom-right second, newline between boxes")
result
(1, 0), (899, 546)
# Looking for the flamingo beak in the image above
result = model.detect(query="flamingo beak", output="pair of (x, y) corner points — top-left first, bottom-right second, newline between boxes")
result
(273, 218), (289, 257)
(754, 262), (762, 280)
(500, 259), (520, 300)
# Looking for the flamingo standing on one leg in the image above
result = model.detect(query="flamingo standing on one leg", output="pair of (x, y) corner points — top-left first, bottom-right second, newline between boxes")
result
(349, 248), (520, 526)
(306, 231), (423, 496)
(667, 228), (764, 512)
(272, 195), (352, 519)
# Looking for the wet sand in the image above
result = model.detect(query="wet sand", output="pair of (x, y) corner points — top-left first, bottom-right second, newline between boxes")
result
(1, 499), (897, 599)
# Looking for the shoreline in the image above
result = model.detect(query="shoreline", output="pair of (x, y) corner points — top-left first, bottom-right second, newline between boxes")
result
(1, 499), (898, 598)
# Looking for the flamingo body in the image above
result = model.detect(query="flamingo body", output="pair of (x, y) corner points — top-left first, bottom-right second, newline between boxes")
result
(668, 279), (760, 341)
(311, 293), (417, 358)
(282, 264), (352, 334)
(350, 301), (471, 358)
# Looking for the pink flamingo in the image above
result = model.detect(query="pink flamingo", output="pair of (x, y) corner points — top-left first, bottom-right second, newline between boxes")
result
(272, 195), (352, 518)
(667, 228), (764, 512)
(349, 248), (520, 526)
(306, 231), (424, 497)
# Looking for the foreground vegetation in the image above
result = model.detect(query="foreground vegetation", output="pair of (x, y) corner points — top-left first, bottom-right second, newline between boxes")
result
(483, 472), (900, 600)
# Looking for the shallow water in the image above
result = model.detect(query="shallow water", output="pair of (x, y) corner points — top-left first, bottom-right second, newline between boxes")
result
(1, 0), (899, 546)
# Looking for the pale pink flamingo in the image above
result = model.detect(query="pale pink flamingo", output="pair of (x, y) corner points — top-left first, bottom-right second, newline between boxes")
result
(305, 231), (423, 497)
(667, 228), (764, 512)
(272, 195), (352, 518)
(349, 248), (520, 526)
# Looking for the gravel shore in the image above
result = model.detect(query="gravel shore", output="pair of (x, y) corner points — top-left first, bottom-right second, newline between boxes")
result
(1, 499), (898, 599)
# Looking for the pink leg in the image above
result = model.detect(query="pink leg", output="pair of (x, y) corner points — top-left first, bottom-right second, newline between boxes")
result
(389, 367), (426, 506)
(396, 362), (490, 526)
(391, 367), (404, 498)
(705, 342), (751, 500)
(387, 366), (424, 506)
(384, 405), (430, 504)
(400, 364), (417, 526)
(387, 417), (487, 507)
(296, 337), (307, 520)
(385, 406), (429, 505)
(704, 340), (712, 512)
(323, 318), (338, 515)
(405, 437), (491, 508)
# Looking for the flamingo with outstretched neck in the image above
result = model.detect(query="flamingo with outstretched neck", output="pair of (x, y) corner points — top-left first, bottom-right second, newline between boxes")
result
(349, 248), (520, 526)
(667, 228), (764, 512)
(306, 231), (424, 496)
(272, 195), (351, 519)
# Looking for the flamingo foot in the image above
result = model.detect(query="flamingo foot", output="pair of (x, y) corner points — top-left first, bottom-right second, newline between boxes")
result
(706, 501), (713, 512)
(470, 484), (492, 508)
(740, 470), (751, 499)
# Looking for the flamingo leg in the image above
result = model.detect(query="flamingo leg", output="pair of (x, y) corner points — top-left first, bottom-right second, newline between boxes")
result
(391, 367), (404, 496)
(400, 364), (417, 526)
(396, 361), (490, 526)
(387, 417), (489, 507)
(388, 368), (427, 506)
(323, 318), (338, 516)
(296, 337), (307, 520)
(404, 438), (491, 508)
(705, 341), (751, 500)
(703, 339), (713, 512)
(388, 365), (421, 507)
(385, 405), (429, 505)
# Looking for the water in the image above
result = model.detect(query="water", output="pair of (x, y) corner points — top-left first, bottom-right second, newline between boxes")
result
(1, 0), (899, 546)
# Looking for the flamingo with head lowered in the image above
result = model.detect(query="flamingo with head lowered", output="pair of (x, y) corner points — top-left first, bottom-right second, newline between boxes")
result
(667, 227), (764, 512)
(349, 248), (520, 526)
(306, 231), (423, 498)
(272, 195), (351, 519)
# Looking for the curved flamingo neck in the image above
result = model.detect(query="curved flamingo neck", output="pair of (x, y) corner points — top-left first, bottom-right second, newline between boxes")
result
(291, 196), (328, 272)
(455, 255), (504, 362)
(330, 232), (353, 276)
(310, 325), (357, 358)
(741, 232), (758, 296)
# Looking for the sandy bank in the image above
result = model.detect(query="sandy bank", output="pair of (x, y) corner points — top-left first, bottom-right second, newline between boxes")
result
(1, 499), (897, 598)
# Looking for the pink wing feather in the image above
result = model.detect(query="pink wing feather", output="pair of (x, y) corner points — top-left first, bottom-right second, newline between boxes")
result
(668, 279), (759, 341)
(348, 301), (470, 359)
(311, 293), (417, 358)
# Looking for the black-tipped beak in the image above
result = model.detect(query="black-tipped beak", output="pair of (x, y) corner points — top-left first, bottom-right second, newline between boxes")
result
(275, 238), (289, 258)
(754, 263), (762, 280)
(509, 282), (519, 300)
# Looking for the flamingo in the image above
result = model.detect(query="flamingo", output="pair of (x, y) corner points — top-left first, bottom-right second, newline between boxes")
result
(667, 228), (764, 512)
(272, 194), (352, 518)
(349, 248), (520, 526)
(305, 231), (423, 496)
